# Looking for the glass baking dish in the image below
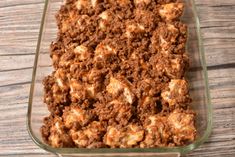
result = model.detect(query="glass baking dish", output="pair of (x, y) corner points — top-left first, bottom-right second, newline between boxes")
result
(27, 0), (212, 156)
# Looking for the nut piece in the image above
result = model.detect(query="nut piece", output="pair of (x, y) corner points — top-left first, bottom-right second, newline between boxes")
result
(152, 54), (188, 79)
(74, 45), (91, 61)
(51, 81), (67, 104)
(50, 42), (64, 69)
(121, 124), (144, 148)
(165, 56), (187, 79)
(63, 105), (92, 128)
(107, 77), (135, 104)
(161, 79), (190, 107)
(134, 0), (151, 6)
(76, 0), (100, 10)
(106, 77), (123, 96)
(140, 115), (170, 148)
(151, 22), (187, 55)
(98, 11), (112, 29)
(54, 68), (69, 90)
(69, 78), (83, 102)
(76, 0), (90, 10)
(59, 52), (74, 68)
(71, 121), (106, 148)
(134, 9), (155, 32)
(86, 84), (96, 98)
(126, 22), (145, 38)
(159, 24), (179, 54)
(48, 117), (73, 148)
(91, 0), (100, 7)
(94, 42), (117, 60)
(43, 75), (68, 114)
(69, 78), (98, 102)
(104, 124), (144, 148)
(103, 126), (122, 147)
(123, 87), (135, 104)
(159, 3), (184, 21)
(168, 109), (196, 144)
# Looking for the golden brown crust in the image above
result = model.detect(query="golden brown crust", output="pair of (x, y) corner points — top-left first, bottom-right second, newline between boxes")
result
(41, 0), (196, 148)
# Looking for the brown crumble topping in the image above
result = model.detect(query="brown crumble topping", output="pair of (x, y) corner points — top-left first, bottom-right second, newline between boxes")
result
(41, 0), (196, 148)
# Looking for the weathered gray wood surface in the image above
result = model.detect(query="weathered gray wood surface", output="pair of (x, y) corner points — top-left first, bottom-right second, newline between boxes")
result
(0, 0), (234, 156)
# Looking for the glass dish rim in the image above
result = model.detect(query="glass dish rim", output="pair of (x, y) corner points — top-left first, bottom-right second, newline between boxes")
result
(27, 0), (212, 155)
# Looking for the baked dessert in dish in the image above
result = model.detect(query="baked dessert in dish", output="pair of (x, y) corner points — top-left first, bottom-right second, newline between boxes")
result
(41, 0), (196, 148)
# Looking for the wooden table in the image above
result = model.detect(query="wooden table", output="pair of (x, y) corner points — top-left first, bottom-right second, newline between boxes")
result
(0, 0), (234, 156)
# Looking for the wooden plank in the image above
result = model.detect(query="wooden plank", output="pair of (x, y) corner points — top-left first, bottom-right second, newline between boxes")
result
(195, 0), (235, 6)
(197, 5), (235, 67)
(0, 0), (43, 55)
(0, 55), (34, 71)
(0, 0), (43, 7)
(0, 68), (32, 87)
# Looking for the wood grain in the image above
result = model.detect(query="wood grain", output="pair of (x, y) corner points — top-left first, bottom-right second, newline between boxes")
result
(0, 0), (235, 156)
